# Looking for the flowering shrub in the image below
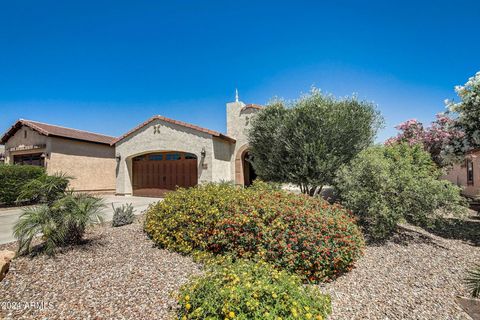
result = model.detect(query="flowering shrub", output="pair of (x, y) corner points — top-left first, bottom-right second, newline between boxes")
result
(144, 183), (244, 254)
(386, 115), (464, 166)
(177, 259), (331, 320)
(145, 184), (364, 283)
(212, 190), (364, 282)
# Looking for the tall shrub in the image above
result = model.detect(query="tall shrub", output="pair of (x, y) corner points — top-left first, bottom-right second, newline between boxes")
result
(0, 165), (45, 205)
(335, 143), (467, 240)
(248, 89), (383, 195)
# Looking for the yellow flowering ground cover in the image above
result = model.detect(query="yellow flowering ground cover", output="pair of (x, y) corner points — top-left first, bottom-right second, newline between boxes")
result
(177, 259), (331, 320)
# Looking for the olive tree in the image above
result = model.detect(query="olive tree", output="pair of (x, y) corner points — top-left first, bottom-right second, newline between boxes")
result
(248, 89), (383, 195)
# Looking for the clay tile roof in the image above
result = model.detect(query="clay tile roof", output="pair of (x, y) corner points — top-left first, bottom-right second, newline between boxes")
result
(113, 115), (236, 145)
(0, 119), (116, 145)
(241, 104), (264, 112)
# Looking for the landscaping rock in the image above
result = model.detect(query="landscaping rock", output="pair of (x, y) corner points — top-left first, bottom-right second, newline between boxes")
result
(0, 250), (15, 281)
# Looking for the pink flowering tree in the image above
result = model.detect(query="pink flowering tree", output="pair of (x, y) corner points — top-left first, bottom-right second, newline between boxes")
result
(386, 114), (464, 167)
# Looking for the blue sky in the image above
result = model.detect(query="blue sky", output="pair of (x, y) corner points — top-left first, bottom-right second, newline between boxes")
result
(0, 1), (479, 142)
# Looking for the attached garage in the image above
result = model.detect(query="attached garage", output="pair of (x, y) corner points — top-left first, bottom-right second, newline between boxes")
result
(132, 151), (198, 197)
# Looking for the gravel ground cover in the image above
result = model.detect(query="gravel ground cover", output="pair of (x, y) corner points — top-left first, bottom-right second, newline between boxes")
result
(1, 214), (478, 319)
(0, 217), (201, 319)
(320, 214), (480, 320)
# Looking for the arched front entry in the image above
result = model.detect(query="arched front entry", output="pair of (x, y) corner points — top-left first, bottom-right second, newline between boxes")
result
(132, 151), (198, 197)
(235, 145), (257, 186)
(242, 151), (257, 187)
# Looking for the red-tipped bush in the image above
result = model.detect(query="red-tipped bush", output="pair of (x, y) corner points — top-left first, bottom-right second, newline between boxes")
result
(212, 190), (364, 282)
(145, 184), (364, 283)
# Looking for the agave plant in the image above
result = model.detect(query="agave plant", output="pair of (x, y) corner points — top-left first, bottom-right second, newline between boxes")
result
(14, 192), (105, 255)
(465, 264), (480, 298)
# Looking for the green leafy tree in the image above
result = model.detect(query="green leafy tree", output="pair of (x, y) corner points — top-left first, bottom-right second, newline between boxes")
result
(447, 71), (480, 149)
(248, 89), (383, 195)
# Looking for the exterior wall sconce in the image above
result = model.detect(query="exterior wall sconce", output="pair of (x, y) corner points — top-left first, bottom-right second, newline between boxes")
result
(200, 148), (206, 158)
(115, 154), (121, 162)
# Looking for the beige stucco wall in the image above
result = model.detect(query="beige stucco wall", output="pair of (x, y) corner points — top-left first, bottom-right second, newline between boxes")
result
(48, 137), (116, 192)
(443, 151), (480, 198)
(115, 118), (233, 195)
(212, 137), (234, 182)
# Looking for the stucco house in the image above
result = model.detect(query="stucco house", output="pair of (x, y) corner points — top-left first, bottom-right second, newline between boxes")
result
(0, 120), (117, 193)
(0, 145), (4, 164)
(443, 149), (480, 199)
(1, 96), (261, 197)
(113, 97), (261, 196)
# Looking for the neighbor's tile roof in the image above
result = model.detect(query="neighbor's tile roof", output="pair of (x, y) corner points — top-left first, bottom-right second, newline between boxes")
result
(112, 115), (236, 145)
(0, 119), (116, 145)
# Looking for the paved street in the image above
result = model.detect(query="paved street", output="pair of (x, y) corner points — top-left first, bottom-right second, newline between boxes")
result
(0, 195), (161, 245)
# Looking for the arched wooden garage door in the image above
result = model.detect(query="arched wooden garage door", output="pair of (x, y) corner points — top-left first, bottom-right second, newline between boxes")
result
(132, 152), (198, 197)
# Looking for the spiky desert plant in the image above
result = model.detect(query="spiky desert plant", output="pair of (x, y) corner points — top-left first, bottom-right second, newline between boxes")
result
(14, 204), (64, 255)
(17, 172), (72, 204)
(112, 203), (135, 227)
(52, 192), (105, 244)
(14, 192), (105, 255)
(465, 264), (480, 298)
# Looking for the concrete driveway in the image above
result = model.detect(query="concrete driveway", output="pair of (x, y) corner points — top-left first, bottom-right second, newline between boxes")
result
(0, 195), (161, 245)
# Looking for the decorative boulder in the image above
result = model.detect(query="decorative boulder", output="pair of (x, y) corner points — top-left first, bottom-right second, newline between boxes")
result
(0, 250), (15, 281)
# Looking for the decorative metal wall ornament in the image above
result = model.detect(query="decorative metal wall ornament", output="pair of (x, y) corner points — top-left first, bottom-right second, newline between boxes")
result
(153, 125), (161, 134)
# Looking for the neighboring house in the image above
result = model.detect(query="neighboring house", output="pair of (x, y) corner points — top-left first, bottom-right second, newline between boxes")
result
(0, 145), (4, 164)
(114, 97), (261, 196)
(0, 120), (116, 193)
(443, 149), (480, 199)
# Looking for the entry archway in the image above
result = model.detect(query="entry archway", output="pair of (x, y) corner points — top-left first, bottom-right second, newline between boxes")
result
(234, 145), (257, 186)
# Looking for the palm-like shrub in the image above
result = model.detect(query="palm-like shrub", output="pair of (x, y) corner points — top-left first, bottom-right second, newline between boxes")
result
(17, 172), (71, 204)
(112, 203), (135, 227)
(465, 264), (480, 298)
(14, 193), (104, 255)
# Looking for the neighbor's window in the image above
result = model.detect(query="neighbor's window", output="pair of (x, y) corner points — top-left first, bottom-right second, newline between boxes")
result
(24, 130), (27, 139)
(13, 153), (44, 166)
(467, 159), (474, 185)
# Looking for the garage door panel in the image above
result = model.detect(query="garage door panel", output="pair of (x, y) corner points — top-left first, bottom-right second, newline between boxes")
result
(132, 152), (198, 197)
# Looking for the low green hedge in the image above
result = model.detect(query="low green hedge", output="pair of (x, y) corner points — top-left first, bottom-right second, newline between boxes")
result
(0, 165), (45, 205)
(145, 183), (364, 282)
(177, 259), (331, 320)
